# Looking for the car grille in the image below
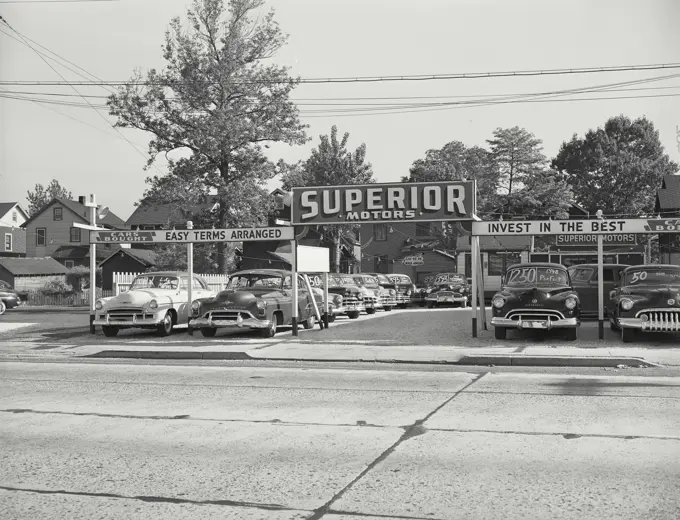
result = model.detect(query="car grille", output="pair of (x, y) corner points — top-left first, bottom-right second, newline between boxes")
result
(107, 308), (154, 320)
(381, 295), (396, 305)
(505, 309), (566, 321)
(637, 310), (680, 331)
(342, 295), (359, 305)
(207, 310), (254, 320)
(363, 295), (379, 305)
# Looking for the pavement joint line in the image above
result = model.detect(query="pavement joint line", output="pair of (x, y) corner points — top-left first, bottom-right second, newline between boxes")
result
(0, 408), (407, 430)
(306, 372), (488, 520)
(423, 427), (680, 441)
(0, 378), (460, 394)
(461, 389), (680, 399)
(0, 485), (307, 512)
(326, 507), (450, 520)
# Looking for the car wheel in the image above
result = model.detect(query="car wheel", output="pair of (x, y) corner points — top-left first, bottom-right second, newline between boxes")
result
(398, 303), (407, 309)
(156, 311), (174, 337)
(621, 327), (636, 343)
(427, 302), (434, 309)
(200, 328), (216, 338)
(0, 300), (6, 315)
(102, 326), (119, 337)
(366, 308), (376, 315)
(494, 327), (507, 340)
(610, 319), (620, 331)
(348, 311), (360, 320)
(261, 313), (279, 338)
(302, 313), (315, 329)
(418, 302), (425, 307)
(564, 328), (577, 341)
(326, 313), (336, 323)
(383, 306), (392, 312)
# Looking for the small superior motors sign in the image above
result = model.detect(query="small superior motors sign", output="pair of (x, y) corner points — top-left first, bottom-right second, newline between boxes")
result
(90, 227), (294, 244)
(291, 181), (475, 225)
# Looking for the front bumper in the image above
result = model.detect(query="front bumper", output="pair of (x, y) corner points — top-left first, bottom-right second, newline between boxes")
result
(93, 313), (163, 327)
(618, 317), (680, 332)
(491, 317), (579, 330)
(426, 294), (468, 305)
(190, 315), (272, 330)
(395, 294), (411, 305)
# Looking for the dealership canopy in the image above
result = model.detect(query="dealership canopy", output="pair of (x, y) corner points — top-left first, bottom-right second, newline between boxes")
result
(90, 227), (295, 244)
(472, 218), (680, 236)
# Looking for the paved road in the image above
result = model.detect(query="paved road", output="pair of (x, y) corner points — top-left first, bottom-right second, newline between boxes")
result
(1, 362), (679, 519)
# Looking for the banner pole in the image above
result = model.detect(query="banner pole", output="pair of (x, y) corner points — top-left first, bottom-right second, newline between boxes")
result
(187, 221), (194, 335)
(291, 239), (298, 337)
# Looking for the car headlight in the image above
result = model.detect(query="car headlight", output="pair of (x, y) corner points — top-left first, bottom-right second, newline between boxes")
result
(565, 297), (577, 310)
(332, 294), (343, 305)
(149, 299), (158, 310)
(493, 297), (505, 309)
(255, 299), (266, 310)
(640, 314), (649, 322)
(95, 299), (104, 310)
(406, 289), (412, 296)
(621, 298), (634, 311)
(191, 300), (201, 311)
(389, 289), (396, 296)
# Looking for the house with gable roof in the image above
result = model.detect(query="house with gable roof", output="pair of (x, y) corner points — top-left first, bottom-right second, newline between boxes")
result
(0, 202), (29, 258)
(21, 196), (127, 268)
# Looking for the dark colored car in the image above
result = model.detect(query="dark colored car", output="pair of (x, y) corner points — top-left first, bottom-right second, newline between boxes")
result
(568, 264), (629, 318)
(0, 280), (22, 315)
(424, 273), (470, 308)
(607, 264), (680, 343)
(189, 269), (318, 338)
(491, 263), (580, 341)
(325, 274), (366, 319)
(349, 274), (386, 314)
(362, 273), (398, 310)
(386, 274), (416, 308)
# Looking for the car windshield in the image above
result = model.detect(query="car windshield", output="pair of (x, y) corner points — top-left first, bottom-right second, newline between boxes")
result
(388, 275), (412, 284)
(228, 273), (283, 289)
(372, 274), (391, 284)
(434, 274), (465, 285)
(330, 276), (354, 286)
(353, 275), (379, 287)
(130, 275), (180, 290)
(569, 267), (595, 283)
(504, 266), (569, 287)
(624, 268), (680, 286)
(0, 280), (11, 290)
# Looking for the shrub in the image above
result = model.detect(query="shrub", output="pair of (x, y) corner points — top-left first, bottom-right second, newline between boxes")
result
(66, 266), (102, 290)
(39, 280), (74, 295)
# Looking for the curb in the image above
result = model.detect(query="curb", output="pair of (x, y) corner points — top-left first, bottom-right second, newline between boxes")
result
(81, 350), (659, 367)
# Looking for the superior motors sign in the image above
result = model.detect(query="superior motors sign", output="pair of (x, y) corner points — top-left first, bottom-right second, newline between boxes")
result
(291, 181), (476, 225)
(472, 218), (680, 236)
(90, 227), (295, 244)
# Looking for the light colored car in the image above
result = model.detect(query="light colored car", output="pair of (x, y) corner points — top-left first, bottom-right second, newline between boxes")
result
(93, 271), (215, 337)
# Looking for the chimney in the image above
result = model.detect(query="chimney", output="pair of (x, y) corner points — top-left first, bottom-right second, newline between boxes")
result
(78, 196), (86, 205)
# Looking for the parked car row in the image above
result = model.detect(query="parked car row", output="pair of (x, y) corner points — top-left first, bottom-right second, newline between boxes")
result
(491, 262), (680, 343)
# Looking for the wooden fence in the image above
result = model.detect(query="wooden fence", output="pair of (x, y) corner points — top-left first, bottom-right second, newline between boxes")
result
(112, 272), (230, 295)
(20, 289), (116, 307)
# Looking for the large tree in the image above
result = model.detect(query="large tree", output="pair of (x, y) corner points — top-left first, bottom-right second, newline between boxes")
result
(552, 115), (678, 216)
(280, 125), (374, 272)
(108, 0), (307, 273)
(487, 127), (546, 196)
(26, 179), (73, 216)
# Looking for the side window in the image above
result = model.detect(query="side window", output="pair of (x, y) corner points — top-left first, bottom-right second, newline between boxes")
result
(179, 277), (189, 289)
(192, 277), (206, 289)
(374, 223), (387, 241)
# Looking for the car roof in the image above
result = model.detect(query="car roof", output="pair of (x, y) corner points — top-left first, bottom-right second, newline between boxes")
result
(621, 264), (680, 272)
(232, 269), (290, 276)
(568, 264), (630, 269)
(507, 262), (567, 270)
(134, 271), (209, 282)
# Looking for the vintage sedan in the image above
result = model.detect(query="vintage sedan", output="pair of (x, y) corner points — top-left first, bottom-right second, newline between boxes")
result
(93, 272), (215, 337)
(387, 274), (416, 308)
(425, 273), (470, 308)
(190, 269), (319, 337)
(491, 263), (580, 341)
(350, 274), (387, 314)
(363, 273), (398, 310)
(326, 274), (366, 319)
(0, 280), (22, 315)
(568, 263), (629, 318)
(608, 264), (680, 343)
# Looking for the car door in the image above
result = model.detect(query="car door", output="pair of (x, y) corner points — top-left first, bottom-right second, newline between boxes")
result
(175, 276), (191, 321)
(297, 274), (316, 319)
(570, 267), (598, 315)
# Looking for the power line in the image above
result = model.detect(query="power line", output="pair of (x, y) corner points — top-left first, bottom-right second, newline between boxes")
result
(0, 0), (118, 3)
(2, 63), (680, 86)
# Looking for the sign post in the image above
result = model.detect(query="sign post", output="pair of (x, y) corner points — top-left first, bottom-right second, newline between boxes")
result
(187, 221), (194, 335)
(323, 273), (329, 329)
(597, 233), (604, 339)
(471, 235), (478, 338)
(291, 239), (298, 337)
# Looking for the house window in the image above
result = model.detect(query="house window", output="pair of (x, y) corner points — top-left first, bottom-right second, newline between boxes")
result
(70, 227), (81, 243)
(416, 222), (431, 237)
(36, 228), (46, 246)
(53, 207), (63, 221)
(12, 211), (17, 223)
(374, 223), (387, 241)
(4, 234), (11, 251)
(274, 195), (285, 210)
(488, 252), (521, 276)
(64, 260), (75, 269)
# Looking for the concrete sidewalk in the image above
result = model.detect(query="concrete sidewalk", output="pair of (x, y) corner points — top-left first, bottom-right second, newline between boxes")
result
(66, 340), (680, 367)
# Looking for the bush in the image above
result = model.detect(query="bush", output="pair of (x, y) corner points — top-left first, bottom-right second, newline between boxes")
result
(39, 280), (74, 295)
(66, 265), (102, 290)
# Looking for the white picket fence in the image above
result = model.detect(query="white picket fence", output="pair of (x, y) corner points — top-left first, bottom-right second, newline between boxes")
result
(112, 272), (231, 295)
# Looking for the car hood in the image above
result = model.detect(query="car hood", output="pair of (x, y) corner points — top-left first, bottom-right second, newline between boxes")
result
(619, 284), (680, 304)
(111, 289), (169, 306)
(498, 285), (575, 304)
(328, 284), (363, 295)
(204, 287), (284, 308)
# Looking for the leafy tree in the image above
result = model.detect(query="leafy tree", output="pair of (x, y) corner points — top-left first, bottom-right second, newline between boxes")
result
(552, 115), (679, 216)
(108, 0), (307, 273)
(26, 179), (73, 216)
(487, 127), (546, 196)
(280, 125), (374, 272)
(492, 169), (574, 220)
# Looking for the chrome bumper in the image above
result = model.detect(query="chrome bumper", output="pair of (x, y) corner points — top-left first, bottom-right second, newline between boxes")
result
(395, 294), (411, 304)
(491, 317), (579, 330)
(93, 314), (161, 327)
(618, 317), (680, 332)
(190, 315), (272, 330)
(426, 295), (468, 304)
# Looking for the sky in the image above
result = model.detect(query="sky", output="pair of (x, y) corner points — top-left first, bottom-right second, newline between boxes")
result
(1, 0), (679, 221)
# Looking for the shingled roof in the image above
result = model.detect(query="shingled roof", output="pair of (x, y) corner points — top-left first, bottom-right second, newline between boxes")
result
(21, 198), (127, 229)
(99, 247), (157, 267)
(0, 257), (67, 276)
(126, 196), (220, 227)
(52, 245), (118, 262)
(656, 175), (680, 213)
